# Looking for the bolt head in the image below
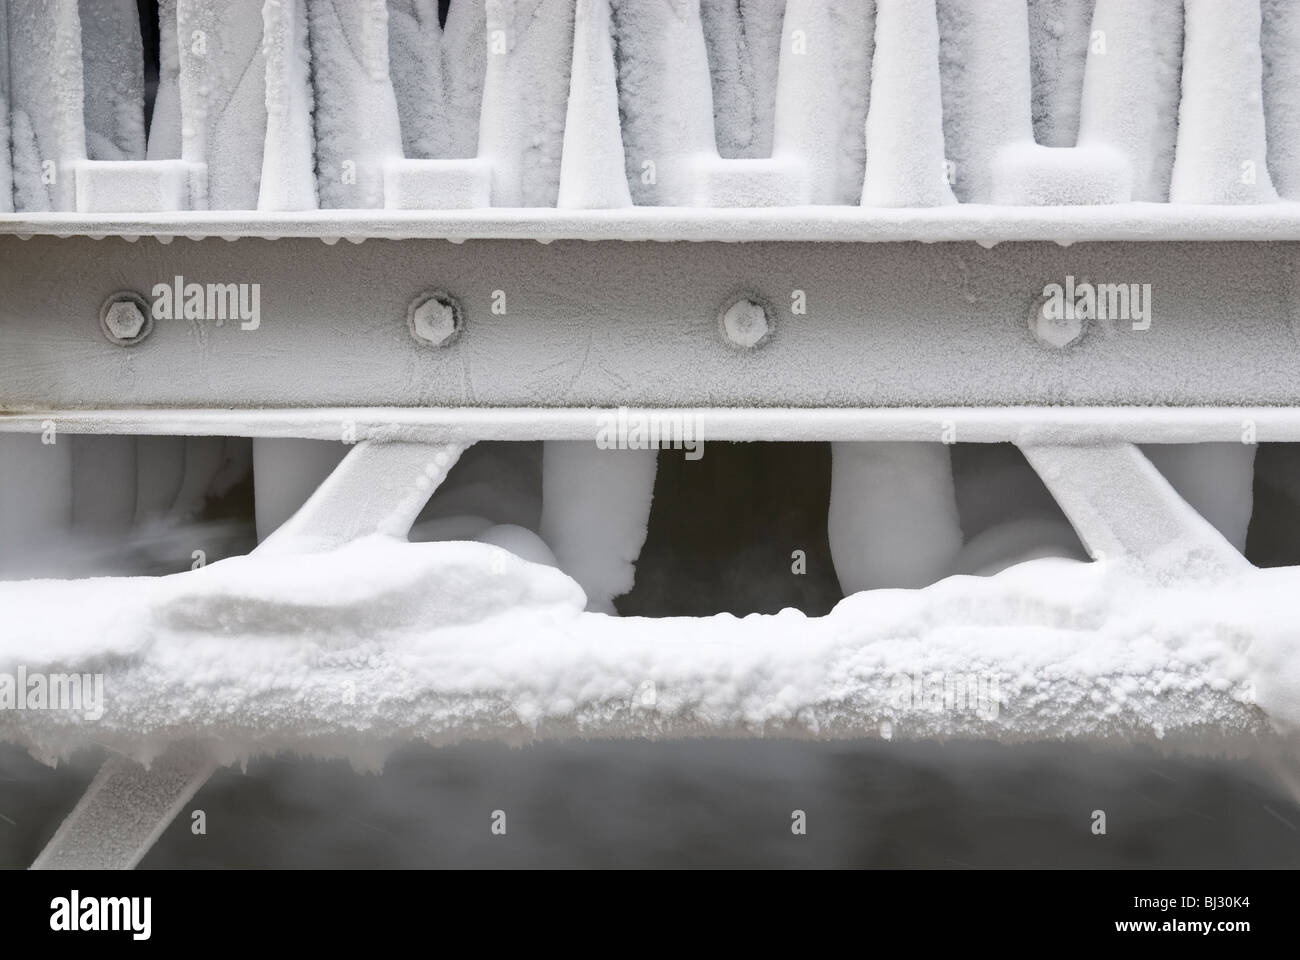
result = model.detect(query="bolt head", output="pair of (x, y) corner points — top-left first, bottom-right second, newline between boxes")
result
(408, 292), (463, 348)
(1030, 294), (1084, 350)
(99, 293), (152, 346)
(719, 295), (773, 350)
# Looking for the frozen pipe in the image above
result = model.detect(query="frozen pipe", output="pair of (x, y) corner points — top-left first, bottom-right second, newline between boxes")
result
(934, 0), (1033, 204)
(828, 0), (874, 206)
(861, 0), (956, 207)
(259, 0), (317, 211)
(440, 0), (487, 158)
(828, 442), (962, 592)
(307, 0), (404, 209)
(610, 0), (719, 205)
(1145, 0), (1184, 202)
(771, 0), (842, 204)
(6, 0), (86, 211)
(386, 0), (449, 160)
(0, 434), (72, 579)
(558, 0), (633, 208)
(1262, 0), (1300, 200)
(478, 0), (576, 207)
(175, 0), (267, 210)
(0, 0), (11, 213)
(78, 0), (146, 161)
(540, 442), (658, 614)
(699, 0), (784, 160)
(70, 436), (137, 535)
(1077, 0), (1158, 201)
(1140, 444), (1256, 555)
(1026, 0), (1093, 148)
(146, 0), (182, 161)
(1170, 0), (1278, 204)
(252, 438), (350, 542)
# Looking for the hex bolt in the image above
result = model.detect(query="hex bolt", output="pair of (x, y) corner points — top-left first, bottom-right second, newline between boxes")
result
(99, 292), (153, 346)
(718, 294), (774, 350)
(1030, 290), (1085, 350)
(407, 291), (464, 348)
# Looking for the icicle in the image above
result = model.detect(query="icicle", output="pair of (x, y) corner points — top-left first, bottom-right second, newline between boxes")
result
(0, 0), (12, 213)
(1262, 0), (1300, 200)
(610, 0), (719, 205)
(861, 0), (955, 207)
(147, 0), (183, 161)
(1170, 0), (1277, 204)
(828, 442), (962, 592)
(539, 442), (657, 615)
(0, 434), (72, 578)
(175, 0), (268, 210)
(1141, 444), (1256, 554)
(259, 0), (317, 210)
(934, 0), (1033, 204)
(6, 0), (86, 211)
(478, 0), (576, 207)
(71, 436), (137, 535)
(308, 0), (404, 209)
(1076, 0), (1157, 201)
(558, 0), (633, 208)
(77, 0), (146, 161)
(252, 438), (349, 542)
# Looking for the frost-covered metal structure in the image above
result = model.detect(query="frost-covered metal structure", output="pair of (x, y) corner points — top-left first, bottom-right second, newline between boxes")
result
(2, 0), (1300, 868)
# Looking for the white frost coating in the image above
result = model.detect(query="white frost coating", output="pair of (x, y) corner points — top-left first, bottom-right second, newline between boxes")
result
(0, 0), (11, 213)
(0, 434), (72, 579)
(147, 0), (183, 161)
(440, 0), (487, 158)
(1145, 0), (1183, 202)
(558, 0), (632, 208)
(252, 437), (348, 542)
(308, 0), (404, 209)
(828, 442), (962, 592)
(935, 0), (1033, 204)
(70, 436), (136, 535)
(861, 0), (955, 207)
(7, 0), (85, 211)
(387, 0), (448, 159)
(1077, 0), (1156, 201)
(540, 442), (656, 614)
(771, 0), (842, 204)
(1262, 0), (1300, 200)
(478, 0), (575, 207)
(176, 0), (267, 210)
(77, 0), (146, 161)
(992, 141), (1129, 206)
(260, 0), (317, 211)
(1170, 0), (1277, 205)
(700, 0), (785, 160)
(1026, 0), (1093, 148)
(611, 0), (719, 206)
(1141, 444), (1256, 555)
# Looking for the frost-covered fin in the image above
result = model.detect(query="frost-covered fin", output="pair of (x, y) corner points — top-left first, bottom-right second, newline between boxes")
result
(1170, 0), (1278, 205)
(308, 0), (404, 208)
(700, 0), (784, 160)
(558, 0), (632, 208)
(6, 0), (86, 211)
(540, 442), (657, 614)
(1076, 0), (1156, 201)
(771, 0), (841, 204)
(828, 442), (962, 593)
(440, 0), (487, 158)
(147, 0), (183, 160)
(935, 0), (1033, 204)
(478, 0), (576, 207)
(861, 0), (956, 207)
(175, 0), (268, 210)
(0, 0), (12, 213)
(387, 0), (447, 160)
(258, 440), (468, 555)
(0, 434), (72, 579)
(1019, 442), (1247, 575)
(77, 0), (146, 162)
(610, 0), (719, 205)
(30, 742), (215, 871)
(1026, 0), (1093, 149)
(1263, 0), (1300, 200)
(259, 0), (317, 210)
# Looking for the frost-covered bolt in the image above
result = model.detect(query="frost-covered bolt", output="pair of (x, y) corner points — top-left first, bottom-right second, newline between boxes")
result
(99, 292), (152, 346)
(407, 292), (464, 348)
(719, 295), (774, 350)
(1030, 291), (1084, 350)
